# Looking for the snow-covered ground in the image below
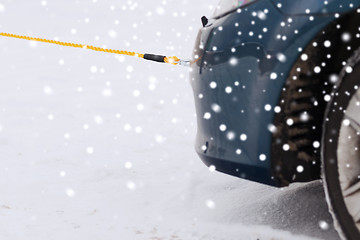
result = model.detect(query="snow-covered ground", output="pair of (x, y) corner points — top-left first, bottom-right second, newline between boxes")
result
(0, 1), (340, 239)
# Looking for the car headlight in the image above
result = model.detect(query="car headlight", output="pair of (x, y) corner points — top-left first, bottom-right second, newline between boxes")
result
(213, 0), (259, 17)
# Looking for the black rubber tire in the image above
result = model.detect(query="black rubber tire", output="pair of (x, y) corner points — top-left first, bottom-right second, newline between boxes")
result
(322, 47), (360, 240)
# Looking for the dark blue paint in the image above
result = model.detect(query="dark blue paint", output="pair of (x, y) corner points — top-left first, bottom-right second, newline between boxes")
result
(190, 0), (360, 186)
(271, 0), (357, 15)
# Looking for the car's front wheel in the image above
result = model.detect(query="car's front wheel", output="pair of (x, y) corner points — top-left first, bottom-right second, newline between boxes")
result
(322, 47), (360, 240)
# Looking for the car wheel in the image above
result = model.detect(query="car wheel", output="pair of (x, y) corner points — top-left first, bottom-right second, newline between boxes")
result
(322, 47), (360, 240)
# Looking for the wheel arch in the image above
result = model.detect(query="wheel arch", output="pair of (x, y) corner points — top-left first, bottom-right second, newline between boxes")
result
(271, 9), (360, 186)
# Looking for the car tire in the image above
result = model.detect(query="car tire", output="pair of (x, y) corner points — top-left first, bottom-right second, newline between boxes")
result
(322, 47), (360, 240)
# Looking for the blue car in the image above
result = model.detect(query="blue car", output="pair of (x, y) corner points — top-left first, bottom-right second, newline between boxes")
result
(190, 0), (360, 239)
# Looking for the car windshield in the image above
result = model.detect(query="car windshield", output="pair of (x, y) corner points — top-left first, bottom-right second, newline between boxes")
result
(213, 0), (257, 17)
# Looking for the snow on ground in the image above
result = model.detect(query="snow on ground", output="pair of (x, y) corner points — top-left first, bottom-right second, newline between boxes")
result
(0, 1), (340, 239)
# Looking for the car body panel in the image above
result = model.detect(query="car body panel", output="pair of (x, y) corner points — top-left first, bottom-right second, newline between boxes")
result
(271, 0), (357, 15)
(190, 0), (360, 186)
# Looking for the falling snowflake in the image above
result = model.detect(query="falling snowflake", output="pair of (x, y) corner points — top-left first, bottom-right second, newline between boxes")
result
(66, 188), (76, 197)
(211, 103), (221, 113)
(125, 162), (132, 169)
(205, 199), (216, 209)
(126, 181), (136, 190)
(219, 124), (227, 132)
(283, 144), (290, 151)
(43, 86), (53, 95)
(270, 72), (278, 80)
(297, 165), (304, 173)
(342, 32), (351, 42)
(90, 66), (98, 73)
(240, 134), (247, 141)
(93, 115), (103, 124)
(203, 112), (211, 120)
(319, 220), (329, 230)
(209, 165), (216, 172)
(313, 141), (320, 148)
(108, 29), (117, 38)
(86, 147), (94, 154)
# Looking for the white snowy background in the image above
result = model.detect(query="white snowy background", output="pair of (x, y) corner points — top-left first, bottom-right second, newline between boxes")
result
(0, 0), (341, 239)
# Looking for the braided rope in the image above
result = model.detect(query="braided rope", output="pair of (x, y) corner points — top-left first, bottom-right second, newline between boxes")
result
(0, 32), (146, 59)
(0, 32), (184, 65)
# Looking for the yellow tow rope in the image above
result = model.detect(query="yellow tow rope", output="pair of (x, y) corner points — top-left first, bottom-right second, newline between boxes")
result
(0, 32), (187, 66)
